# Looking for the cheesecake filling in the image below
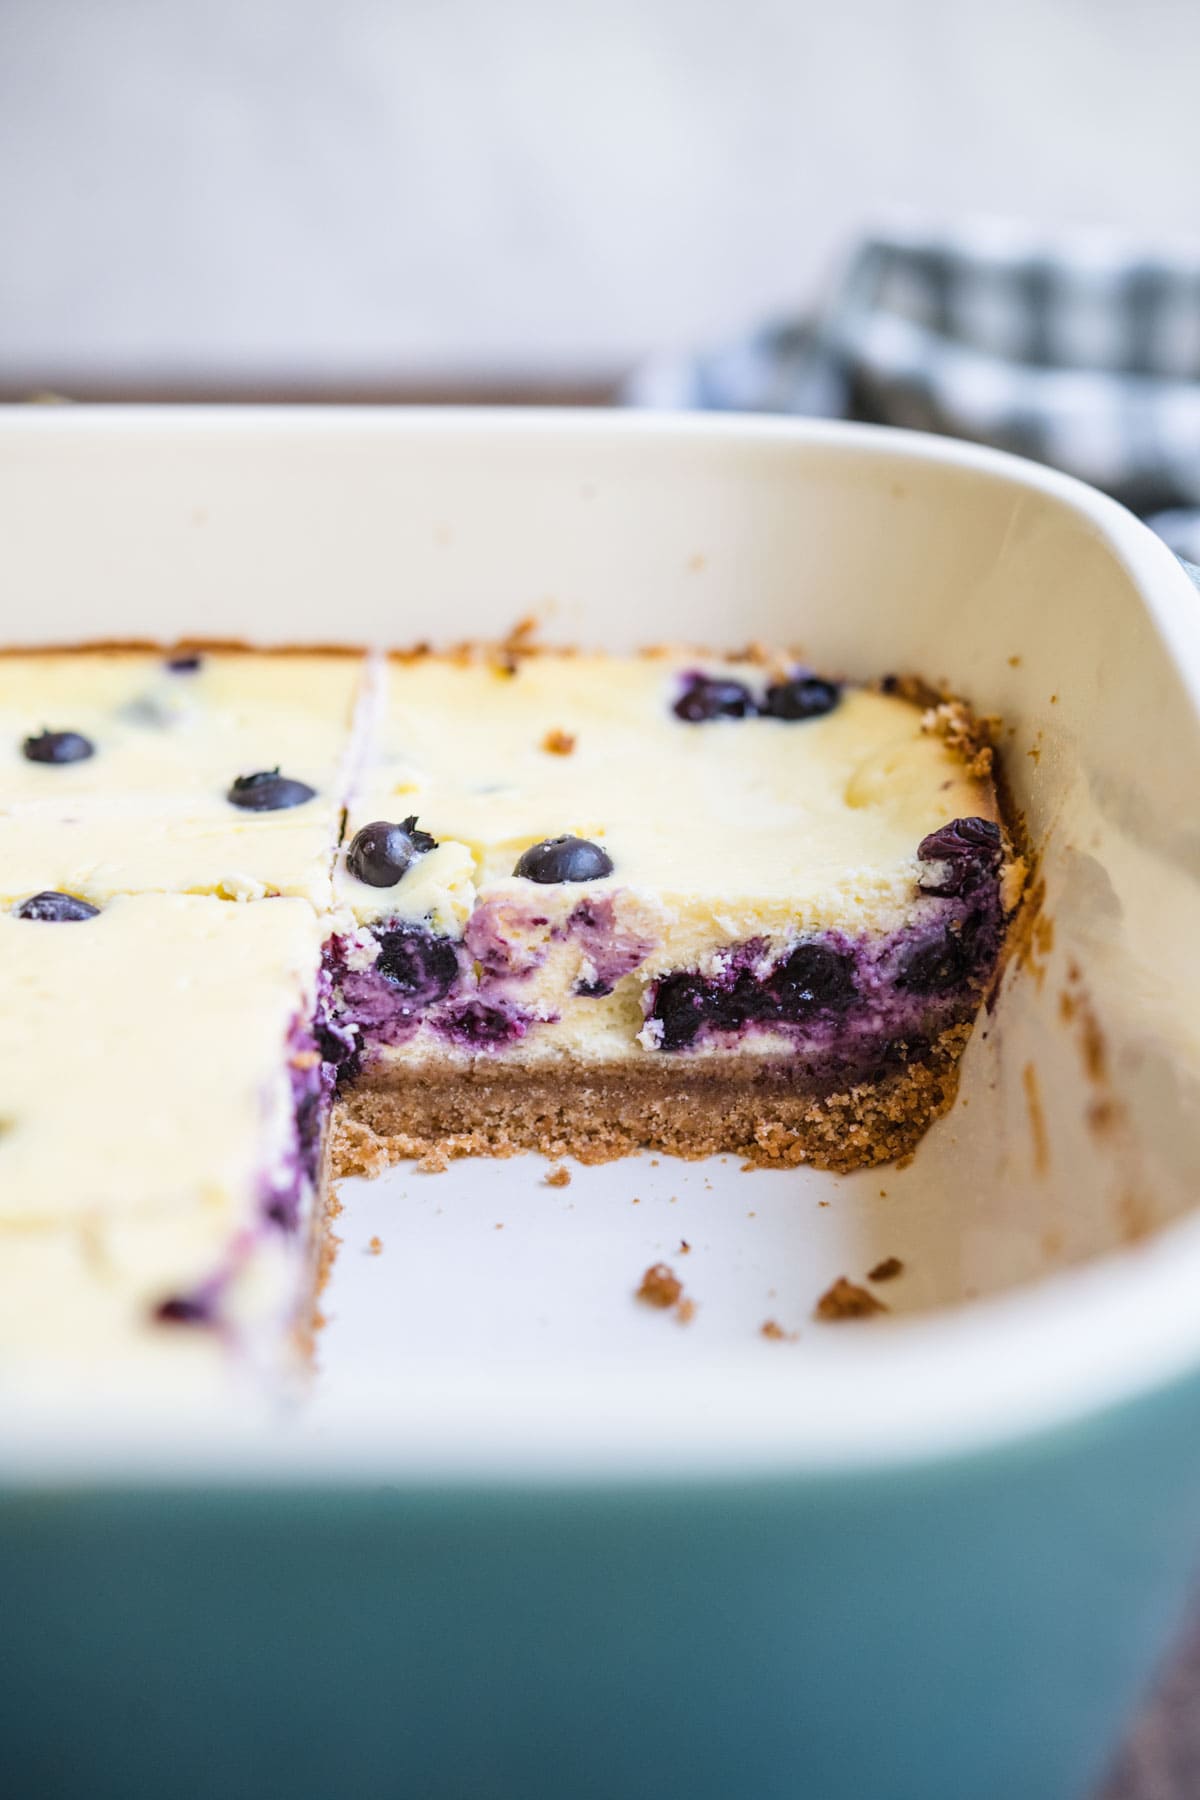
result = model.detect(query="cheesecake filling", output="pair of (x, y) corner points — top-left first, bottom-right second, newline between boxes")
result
(323, 815), (1011, 1083)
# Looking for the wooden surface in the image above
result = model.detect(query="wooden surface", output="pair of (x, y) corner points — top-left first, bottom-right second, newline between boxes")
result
(1098, 1612), (1200, 1799)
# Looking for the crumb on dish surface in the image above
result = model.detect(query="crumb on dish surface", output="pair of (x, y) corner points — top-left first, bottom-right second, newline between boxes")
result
(814, 1277), (889, 1321)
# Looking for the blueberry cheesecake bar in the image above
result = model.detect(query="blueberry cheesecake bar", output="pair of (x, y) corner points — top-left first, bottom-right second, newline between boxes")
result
(0, 892), (330, 1394)
(0, 638), (1020, 1390)
(328, 650), (1022, 1173)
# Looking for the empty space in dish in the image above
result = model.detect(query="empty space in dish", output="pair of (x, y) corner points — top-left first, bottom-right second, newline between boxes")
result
(3, 408), (1199, 1413)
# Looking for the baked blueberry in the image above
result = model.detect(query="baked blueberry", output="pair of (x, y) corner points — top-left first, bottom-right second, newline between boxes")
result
(226, 768), (316, 810)
(514, 836), (614, 882)
(375, 924), (461, 1003)
(896, 925), (972, 993)
(154, 1294), (213, 1326)
(14, 891), (99, 922)
(769, 942), (857, 1016)
(650, 973), (711, 1049)
(347, 817), (437, 887)
(918, 816), (1003, 896)
(165, 653), (203, 673)
(22, 728), (94, 764)
(443, 1000), (528, 1048)
(673, 673), (757, 723)
(762, 675), (840, 721)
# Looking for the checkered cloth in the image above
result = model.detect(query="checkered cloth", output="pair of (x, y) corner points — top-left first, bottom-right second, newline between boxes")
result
(627, 224), (1200, 559)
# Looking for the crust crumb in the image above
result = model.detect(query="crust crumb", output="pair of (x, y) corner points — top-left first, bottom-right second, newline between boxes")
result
(367, 1235), (383, 1256)
(814, 1277), (888, 1321)
(675, 1297), (697, 1325)
(637, 1262), (683, 1309)
(761, 1318), (798, 1342)
(920, 697), (998, 779)
(678, 1239), (691, 1255)
(545, 1163), (571, 1188)
(867, 1256), (904, 1282)
(489, 614), (541, 674)
(541, 728), (576, 756)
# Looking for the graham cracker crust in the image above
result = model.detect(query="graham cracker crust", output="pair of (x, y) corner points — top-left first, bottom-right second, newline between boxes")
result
(329, 1024), (972, 1177)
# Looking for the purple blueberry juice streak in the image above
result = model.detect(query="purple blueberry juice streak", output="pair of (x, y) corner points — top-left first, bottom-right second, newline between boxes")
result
(561, 896), (655, 997)
(645, 872), (1006, 1077)
(154, 1004), (336, 1329)
(257, 1012), (335, 1232)
(322, 921), (539, 1062)
(465, 901), (548, 981)
(150, 1231), (255, 1333)
(324, 896), (654, 1066)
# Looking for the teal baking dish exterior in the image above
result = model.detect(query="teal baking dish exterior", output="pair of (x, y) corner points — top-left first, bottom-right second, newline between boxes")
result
(6, 1375), (1200, 1800)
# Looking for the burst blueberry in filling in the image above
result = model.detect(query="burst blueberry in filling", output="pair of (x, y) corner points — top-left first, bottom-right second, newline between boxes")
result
(22, 727), (94, 764)
(227, 768), (317, 810)
(375, 923), (461, 1002)
(769, 942), (857, 1015)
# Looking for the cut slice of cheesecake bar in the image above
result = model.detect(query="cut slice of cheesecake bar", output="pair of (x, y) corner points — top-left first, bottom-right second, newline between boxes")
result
(327, 650), (1023, 1173)
(0, 649), (365, 909)
(0, 891), (329, 1395)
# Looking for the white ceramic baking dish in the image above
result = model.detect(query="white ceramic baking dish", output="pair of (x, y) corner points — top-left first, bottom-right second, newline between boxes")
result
(2, 408), (1200, 1800)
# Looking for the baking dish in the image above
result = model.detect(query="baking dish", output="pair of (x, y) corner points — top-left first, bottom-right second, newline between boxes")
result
(3, 407), (1200, 1800)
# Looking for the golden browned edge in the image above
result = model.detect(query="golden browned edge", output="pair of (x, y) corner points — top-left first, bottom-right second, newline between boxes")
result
(327, 1024), (972, 1180)
(0, 639), (368, 658)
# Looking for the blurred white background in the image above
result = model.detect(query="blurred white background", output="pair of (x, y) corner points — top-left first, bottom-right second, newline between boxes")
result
(0, 0), (1196, 389)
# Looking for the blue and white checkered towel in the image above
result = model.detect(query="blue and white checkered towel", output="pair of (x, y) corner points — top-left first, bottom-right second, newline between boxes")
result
(627, 223), (1200, 558)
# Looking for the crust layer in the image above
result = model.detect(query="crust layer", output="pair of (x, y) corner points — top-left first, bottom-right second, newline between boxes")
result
(329, 1024), (971, 1176)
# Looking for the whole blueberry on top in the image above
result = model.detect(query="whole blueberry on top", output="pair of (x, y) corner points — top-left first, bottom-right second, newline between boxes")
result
(14, 890), (100, 922)
(226, 769), (316, 811)
(22, 728), (94, 765)
(918, 816), (1002, 895)
(514, 836), (614, 883)
(673, 672), (758, 723)
(165, 652), (203, 673)
(346, 816), (438, 887)
(762, 675), (840, 721)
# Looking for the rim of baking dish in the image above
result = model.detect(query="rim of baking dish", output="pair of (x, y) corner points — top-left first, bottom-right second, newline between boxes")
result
(2, 406), (1200, 1488)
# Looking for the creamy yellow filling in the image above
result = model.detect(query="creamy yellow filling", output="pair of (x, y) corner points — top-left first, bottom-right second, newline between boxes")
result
(0, 651), (365, 908)
(0, 893), (324, 1382)
(340, 655), (994, 930)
